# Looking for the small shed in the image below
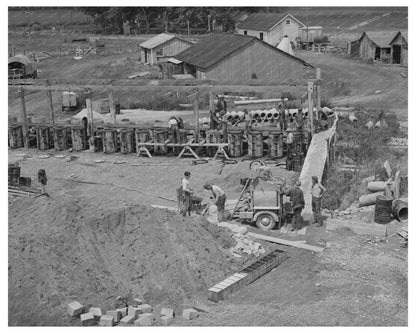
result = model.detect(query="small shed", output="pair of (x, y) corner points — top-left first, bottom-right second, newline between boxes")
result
(298, 26), (323, 43)
(358, 31), (397, 62)
(389, 31), (408, 67)
(171, 33), (312, 81)
(8, 54), (37, 79)
(139, 33), (193, 65)
(236, 13), (306, 46)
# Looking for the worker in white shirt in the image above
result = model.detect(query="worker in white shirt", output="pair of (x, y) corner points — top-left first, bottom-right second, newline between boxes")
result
(168, 116), (180, 144)
(311, 176), (327, 227)
(204, 183), (227, 222)
(181, 171), (193, 217)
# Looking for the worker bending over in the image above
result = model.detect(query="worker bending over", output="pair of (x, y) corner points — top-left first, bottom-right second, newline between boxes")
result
(204, 183), (227, 222)
(311, 176), (326, 227)
(285, 180), (305, 231)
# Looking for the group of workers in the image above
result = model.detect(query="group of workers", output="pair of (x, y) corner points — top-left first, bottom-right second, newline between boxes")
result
(178, 169), (327, 230)
(177, 171), (227, 221)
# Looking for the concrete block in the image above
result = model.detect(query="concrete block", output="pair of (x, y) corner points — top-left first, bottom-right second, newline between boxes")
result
(67, 301), (84, 317)
(132, 298), (143, 306)
(161, 308), (174, 318)
(137, 304), (153, 314)
(119, 315), (135, 326)
(89, 307), (102, 321)
(134, 313), (156, 326)
(80, 312), (95, 326)
(116, 307), (128, 318)
(99, 315), (115, 326)
(160, 315), (174, 326)
(106, 310), (121, 323)
(128, 306), (140, 319)
(183, 308), (199, 320)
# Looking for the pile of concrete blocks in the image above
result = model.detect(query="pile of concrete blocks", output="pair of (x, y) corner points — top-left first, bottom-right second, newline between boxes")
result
(67, 299), (204, 326)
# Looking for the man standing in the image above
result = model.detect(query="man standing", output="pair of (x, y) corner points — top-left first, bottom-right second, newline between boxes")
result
(284, 180), (305, 231)
(204, 183), (227, 222)
(311, 176), (327, 227)
(168, 116), (180, 144)
(181, 171), (193, 217)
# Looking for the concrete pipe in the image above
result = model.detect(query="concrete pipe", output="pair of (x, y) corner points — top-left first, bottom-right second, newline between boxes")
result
(263, 118), (269, 123)
(226, 113), (233, 122)
(392, 199), (408, 221)
(252, 111), (261, 120)
(359, 191), (385, 207)
(272, 112), (279, 119)
(266, 112), (273, 119)
(367, 181), (388, 192)
(260, 110), (267, 118)
(349, 114), (358, 122)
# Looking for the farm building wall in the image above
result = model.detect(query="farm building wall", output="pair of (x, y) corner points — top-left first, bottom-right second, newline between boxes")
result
(236, 28), (269, 44)
(359, 34), (376, 59)
(401, 46), (408, 67)
(204, 39), (307, 81)
(279, 19), (304, 43)
(390, 33), (408, 67)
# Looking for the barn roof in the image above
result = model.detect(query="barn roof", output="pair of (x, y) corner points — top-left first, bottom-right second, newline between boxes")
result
(237, 13), (305, 31)
(139, 33), (191, 49)
(8, 54), (32, 66)
(389, 30), (408, 44)
(173, 33), (312, 70)
(359, 31), (398, 48)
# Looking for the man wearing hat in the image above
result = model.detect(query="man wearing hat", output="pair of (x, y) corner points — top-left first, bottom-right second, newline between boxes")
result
(204, 183), (227, 222)
(284, 180), (305, 231)
(311, 176), (327, 227)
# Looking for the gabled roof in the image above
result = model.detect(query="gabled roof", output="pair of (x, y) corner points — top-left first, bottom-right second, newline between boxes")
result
(359, 31), (398, 48)
(237, 13), (305, 32)
(139, 33), (191, 50)
(389, 30), (408, 45)
(8, 54), (32, 66)
(173, 33), (312, 70)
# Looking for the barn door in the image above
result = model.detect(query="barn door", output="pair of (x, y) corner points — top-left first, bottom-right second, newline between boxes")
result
(392, 45), (401, 64)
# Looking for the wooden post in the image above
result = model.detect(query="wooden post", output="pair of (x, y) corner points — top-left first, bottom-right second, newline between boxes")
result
(109, 89), (116, 124)
(86, 98), (95, 152)
(46, 90), (55, 125)
(18, 87), (29, 148)
(194, 88), (200, 143)
(316, 68), (321, 110)
(209, 91), (215, 129)
(308, 81), (314, 137)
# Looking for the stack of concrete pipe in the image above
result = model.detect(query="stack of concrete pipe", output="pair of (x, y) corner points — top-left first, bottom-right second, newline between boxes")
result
(248, 109), (280, 124)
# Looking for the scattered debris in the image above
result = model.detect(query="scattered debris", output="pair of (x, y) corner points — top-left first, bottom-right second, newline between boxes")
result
(364, 235), (388, 245)
(229, 233), (265, 257)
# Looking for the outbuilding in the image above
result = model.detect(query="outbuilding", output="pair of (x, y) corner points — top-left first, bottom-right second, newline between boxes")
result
(236, 13), (306, 46)
(139, 33), (193, 65)
(358, 31), (397, 62)
(171, 33), (312, 81)
(8, 54), (37, 79)
(389, 31), (408, 67)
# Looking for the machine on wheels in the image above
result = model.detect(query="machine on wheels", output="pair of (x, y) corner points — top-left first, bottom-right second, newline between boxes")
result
(231, 160), (288, 231)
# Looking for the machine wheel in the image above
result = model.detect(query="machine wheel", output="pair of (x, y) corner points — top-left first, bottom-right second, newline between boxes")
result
(249, 159), (265, 171)
(255, 212), (277, 231)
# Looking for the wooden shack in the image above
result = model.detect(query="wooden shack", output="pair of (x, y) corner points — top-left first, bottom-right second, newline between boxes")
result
(358, 31), (397, 62)
(389, 31), (408, 67)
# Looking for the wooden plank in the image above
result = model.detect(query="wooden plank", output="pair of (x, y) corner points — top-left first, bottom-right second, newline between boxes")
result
(325, 219), (387, 237)
(247, 232), (325, 253)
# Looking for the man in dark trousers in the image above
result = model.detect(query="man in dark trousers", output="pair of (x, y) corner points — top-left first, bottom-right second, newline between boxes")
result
(285, 180), (305, 231)
(311, 176), (327, 227)
(204, 183), (227, 222)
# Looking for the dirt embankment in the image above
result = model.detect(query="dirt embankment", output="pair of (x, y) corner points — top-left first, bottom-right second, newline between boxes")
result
(8, 194), (246, 326)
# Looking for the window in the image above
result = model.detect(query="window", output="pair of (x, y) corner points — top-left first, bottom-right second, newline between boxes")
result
(244, 30), (247, 35)
(260, 32), (264, 40)
(286, 19), (291, 25)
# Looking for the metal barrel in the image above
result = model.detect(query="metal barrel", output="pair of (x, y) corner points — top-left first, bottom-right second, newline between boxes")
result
(392, 199), (408, 222)
(374, 195), (393, 224)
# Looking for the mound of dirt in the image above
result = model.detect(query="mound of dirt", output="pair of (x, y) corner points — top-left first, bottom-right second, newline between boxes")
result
(8, 196), (244, 325)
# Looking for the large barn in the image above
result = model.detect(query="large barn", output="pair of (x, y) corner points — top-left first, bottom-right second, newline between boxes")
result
(139, 33), (193, 65)
(389, 31), (408, 67)
(235, 13), (306, 46)
(171, 33), (312, 81)
(358, 31), (397, 62)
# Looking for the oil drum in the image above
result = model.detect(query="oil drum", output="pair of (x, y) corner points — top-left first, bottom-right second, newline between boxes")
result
(374, 195), (393, 224)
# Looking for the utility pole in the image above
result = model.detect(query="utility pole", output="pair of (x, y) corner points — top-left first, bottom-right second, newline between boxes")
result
(46, 89), (55, 125)
(316, 68), (322, 110)
(109, 88), (116, 124)
(86, 98), (95, 152)
(308, 81), (314, 137)
(209, 91), (215, 129)
(18, 87), (29, 148)
(194, 88), (200, 143)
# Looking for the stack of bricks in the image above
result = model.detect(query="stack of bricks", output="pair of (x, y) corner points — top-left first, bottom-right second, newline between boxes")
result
(208, 248), (288, 302)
